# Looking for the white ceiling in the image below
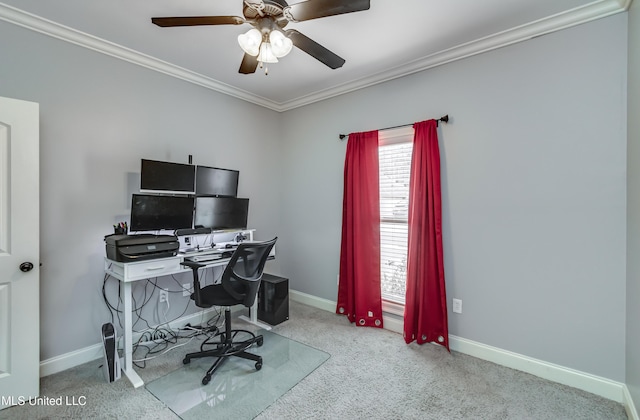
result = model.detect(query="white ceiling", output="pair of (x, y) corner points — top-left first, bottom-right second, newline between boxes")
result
(0, 0), (630, 111)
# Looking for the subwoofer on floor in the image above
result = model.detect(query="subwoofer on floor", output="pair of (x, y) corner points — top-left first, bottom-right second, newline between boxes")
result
(258, 274), (289, 326)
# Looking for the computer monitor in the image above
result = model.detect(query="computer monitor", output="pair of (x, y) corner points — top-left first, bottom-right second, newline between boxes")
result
(195, 165), (239, 197)
(194, 197), (249, 231)
(140, 159), (195, 194)
(130, 194), (194, 232)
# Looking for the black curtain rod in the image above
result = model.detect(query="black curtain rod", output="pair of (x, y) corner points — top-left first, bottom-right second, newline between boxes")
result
(338, 114), (449, 140)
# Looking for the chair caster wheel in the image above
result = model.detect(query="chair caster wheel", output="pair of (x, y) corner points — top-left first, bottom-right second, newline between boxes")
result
(257, 337), (264, 347)
(202, 375), (211, 385)
(183, 357), (190, 365)
(255, 361), (262, 371)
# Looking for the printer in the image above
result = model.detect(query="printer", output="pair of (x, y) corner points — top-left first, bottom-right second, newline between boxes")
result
(105, 234), (179, 262)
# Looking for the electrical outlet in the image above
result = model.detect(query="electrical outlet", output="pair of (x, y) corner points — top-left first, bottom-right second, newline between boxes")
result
(452, 298), (462, 314)
(159, 288), (169, 304)
(183, 283), (192, 297)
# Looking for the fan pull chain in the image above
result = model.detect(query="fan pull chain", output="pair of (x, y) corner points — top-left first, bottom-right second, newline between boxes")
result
(258, 61), (269, 75)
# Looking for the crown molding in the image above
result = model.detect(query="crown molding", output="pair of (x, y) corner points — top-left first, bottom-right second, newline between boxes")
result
(278, 0), (631, 111)
(616, 0), (634, 9)
(0, 0), (631, 113)
(0, 2), (282, 111)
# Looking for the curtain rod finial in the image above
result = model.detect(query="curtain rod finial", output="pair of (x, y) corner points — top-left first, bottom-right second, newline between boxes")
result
(339, 134), (347, 140)
(440, 115), (449, 123)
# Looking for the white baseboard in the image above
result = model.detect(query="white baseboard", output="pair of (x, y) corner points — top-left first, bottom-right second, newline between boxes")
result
(40, 343), (105, 378)
(288, 289), (336, 312)
(289, 290), (629, 407)
(39, 308), (222, 377)
(624, 385), (640, 420)
(382, 313), (404, 334)
(448, 335), (624, 403)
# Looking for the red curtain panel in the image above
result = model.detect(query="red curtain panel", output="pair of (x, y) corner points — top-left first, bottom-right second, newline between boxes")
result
(404, 120), (449, 350)
(336, 130), (383, 328)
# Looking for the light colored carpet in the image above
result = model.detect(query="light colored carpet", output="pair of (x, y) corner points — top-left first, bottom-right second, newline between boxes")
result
(258, 303), (627, 419)
(2, 301), (627, 419)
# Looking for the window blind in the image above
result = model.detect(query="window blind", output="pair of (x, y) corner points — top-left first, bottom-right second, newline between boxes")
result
(379, 140), (412, 304)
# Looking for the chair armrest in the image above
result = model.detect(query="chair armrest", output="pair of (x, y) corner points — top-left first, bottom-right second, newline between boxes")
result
(180, 261), (206, 270)
(180, 261), (206, 304)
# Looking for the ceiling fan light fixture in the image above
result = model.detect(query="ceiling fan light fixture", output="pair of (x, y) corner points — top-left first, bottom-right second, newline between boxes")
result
(257, 42), (279, 63)
(237, 28), (262, 56)
(152, 0), (372, 75)
(269, 30), (293, 58)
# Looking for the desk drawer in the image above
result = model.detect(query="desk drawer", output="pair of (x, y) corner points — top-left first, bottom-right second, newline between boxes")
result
(125, 257), (181, 281)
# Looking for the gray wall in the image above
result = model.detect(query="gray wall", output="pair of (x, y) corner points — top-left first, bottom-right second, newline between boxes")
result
(0, 21), (283, 361)
(627, 0), (640, 410)
(0, 7), (632, 388)
(280, 14), (628, 381)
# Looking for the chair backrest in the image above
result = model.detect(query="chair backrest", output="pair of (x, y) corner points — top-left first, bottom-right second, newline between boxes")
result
(221, 237), (277, 307)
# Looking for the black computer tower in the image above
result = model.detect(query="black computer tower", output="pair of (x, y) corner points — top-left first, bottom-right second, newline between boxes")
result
(258, 274), (289, 325)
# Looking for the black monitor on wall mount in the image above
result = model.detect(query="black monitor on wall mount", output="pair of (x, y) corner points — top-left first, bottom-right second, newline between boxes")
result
(130, 194), (194, 232)
(194, 197), (249, 231)
(195, 165), (239, 197)
(140, 159), (195, 194)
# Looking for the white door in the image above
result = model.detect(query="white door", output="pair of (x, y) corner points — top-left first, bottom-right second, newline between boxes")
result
(0, 96), (40, 410)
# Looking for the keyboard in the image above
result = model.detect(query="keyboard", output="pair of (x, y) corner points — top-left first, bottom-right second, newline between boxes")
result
(181, 243), (238, 263)
(185, 254), (224, 263)
(180, 247), (219, 256)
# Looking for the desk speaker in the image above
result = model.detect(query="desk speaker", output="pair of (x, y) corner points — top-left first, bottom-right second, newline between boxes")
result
(258, 274), (289, 325)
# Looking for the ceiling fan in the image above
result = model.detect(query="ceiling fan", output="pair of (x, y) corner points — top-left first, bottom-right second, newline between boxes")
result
(151, 0), (371, 74)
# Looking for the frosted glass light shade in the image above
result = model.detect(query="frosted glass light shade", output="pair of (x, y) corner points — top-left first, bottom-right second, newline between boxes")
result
(257, 42), (279, 63)
(237, 28), (262, 56)
(269, 30), (293, 58)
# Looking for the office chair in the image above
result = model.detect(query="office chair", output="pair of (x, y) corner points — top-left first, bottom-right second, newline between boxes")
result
(180, 237), (277, 385)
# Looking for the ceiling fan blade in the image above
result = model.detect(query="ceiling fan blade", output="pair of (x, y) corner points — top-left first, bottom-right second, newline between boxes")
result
(239, 54), (259, 74)
(151, 16), (245, 27)
(286, 29), (345, 69)
(283, 0), (370, 22)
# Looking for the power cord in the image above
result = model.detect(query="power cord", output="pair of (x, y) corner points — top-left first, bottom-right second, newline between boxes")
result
(104, 272), (225, 369)
(131, 311), (222, 367)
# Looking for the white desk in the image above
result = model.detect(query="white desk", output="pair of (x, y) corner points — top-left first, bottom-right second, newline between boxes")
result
(103, 236), (274, 388)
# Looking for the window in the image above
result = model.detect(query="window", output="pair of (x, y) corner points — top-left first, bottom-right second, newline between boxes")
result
(379, 128), (413, 306)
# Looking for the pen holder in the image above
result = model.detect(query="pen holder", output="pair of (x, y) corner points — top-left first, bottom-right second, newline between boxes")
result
(114, 227), (127, 235)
